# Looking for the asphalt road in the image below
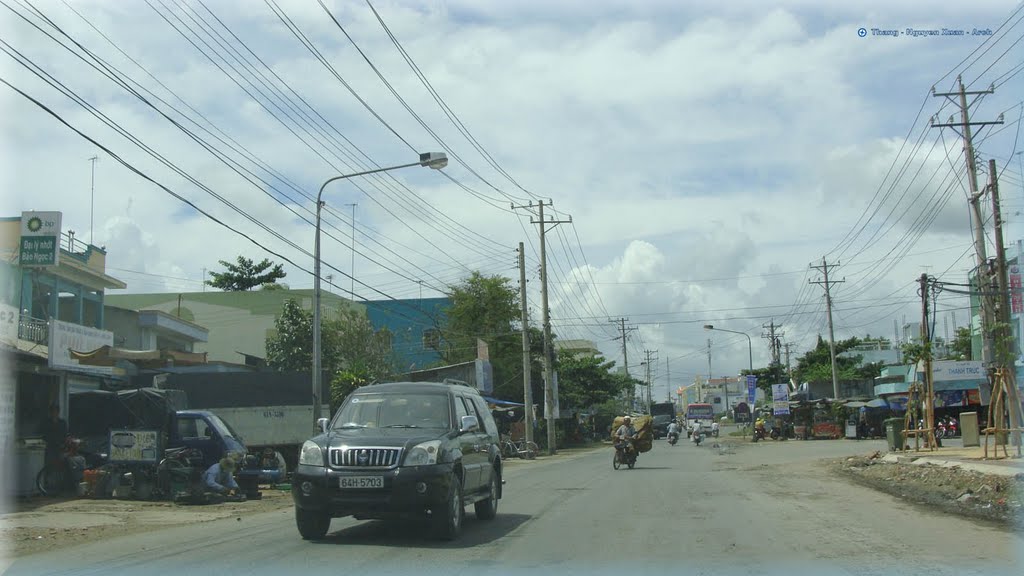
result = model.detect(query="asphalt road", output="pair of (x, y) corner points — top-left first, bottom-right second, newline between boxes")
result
(4, 437), (1021, 576)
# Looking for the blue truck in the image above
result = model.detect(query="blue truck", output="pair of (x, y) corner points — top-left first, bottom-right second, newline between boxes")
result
(69, 388), (283, 499)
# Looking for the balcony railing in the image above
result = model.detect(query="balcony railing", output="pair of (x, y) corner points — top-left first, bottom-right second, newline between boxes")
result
(18, 315), (48, 345)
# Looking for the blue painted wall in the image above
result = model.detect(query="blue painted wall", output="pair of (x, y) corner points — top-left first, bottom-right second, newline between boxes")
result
(364, 297), (451, 373)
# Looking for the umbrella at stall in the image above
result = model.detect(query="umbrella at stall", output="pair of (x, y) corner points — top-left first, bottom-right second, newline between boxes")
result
(866, 398), (889, 408)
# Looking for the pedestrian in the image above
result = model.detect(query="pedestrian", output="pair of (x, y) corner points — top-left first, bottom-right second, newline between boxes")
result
(40, 403), (68, 467)
(202, 456), (241, 504)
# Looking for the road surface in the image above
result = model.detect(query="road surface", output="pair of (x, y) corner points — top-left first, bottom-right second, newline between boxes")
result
(4, 437), (1020, 576)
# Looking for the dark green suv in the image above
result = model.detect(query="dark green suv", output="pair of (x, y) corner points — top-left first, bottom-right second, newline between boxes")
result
(291, 381), (503, 541)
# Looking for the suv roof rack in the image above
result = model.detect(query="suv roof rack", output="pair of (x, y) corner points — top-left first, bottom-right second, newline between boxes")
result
(441, 378), (475, 389)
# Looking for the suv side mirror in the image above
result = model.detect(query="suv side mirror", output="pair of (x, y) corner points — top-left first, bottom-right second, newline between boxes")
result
(459, 415), (479, 434)
(317, 417), (329, 434)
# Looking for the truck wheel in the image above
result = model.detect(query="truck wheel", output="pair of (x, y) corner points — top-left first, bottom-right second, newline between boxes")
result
(296, 508), (330, 540)
(474, 470), (499, 520)
(434, 475), (464, 541)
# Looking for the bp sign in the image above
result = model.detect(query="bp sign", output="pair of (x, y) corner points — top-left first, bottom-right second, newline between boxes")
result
(19, 211), (61, 267)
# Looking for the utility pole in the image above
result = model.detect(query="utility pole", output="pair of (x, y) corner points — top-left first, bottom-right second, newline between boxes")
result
(345, 203), (357, 300)
(811, 259), (845, 399)
(919, 273), (937, 449)
(666, 357), (671, 403)
(610, 318), (636, 410)
(88, 156), (98, 245)
(783, 342), (793, 381)
(988, 159), (1023, 447)
(517, 242), (535, 456)
(931, 76), (1003, 367)
(513, 200), (570, 455)
(644, 353), (652, 414)
(706, 338), (713, 400)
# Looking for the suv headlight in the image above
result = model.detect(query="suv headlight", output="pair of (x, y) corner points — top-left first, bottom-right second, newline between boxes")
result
(298, 441), (324, 466)
(403, 440), (442, 466)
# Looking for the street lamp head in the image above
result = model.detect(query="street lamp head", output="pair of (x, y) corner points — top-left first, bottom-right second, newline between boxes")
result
(419, 152), (448, 169)
(703, 324), (714, 330)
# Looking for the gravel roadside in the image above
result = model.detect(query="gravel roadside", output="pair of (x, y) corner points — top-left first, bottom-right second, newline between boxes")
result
(831, 452), (1024, 528)
(2, 487), (294, 557)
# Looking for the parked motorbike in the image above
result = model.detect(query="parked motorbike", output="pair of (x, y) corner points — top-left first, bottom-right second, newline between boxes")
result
(36, 436), (105, 496)
(945, 416), (959, 438)
(936, 419), (947, 438)
(613, 440), (638, 469)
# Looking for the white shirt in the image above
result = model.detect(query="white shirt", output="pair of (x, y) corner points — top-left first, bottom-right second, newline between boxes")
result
(667, 423), (678, 435)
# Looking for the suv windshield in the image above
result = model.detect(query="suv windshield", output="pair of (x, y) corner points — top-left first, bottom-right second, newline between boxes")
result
(333, 393), (452, 430)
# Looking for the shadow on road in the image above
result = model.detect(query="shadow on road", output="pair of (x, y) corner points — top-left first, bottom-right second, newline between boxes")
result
(315, 512), (532, 549)
(611, 466), (674, 471)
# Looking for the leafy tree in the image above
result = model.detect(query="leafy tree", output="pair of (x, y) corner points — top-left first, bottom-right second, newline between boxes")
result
(741, 363), (787, 394)
(791, 335), (883, 385)
(206, 256), (286, 291)
(554, 355), (631, 411)
(428, 271), (538, 404)
(948, 326), (973, 361)
(431, 271), (520, 364)
(266, 300), (394, 403)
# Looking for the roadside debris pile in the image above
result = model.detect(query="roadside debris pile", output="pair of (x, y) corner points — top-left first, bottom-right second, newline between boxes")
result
(834, 452), (1023, 526)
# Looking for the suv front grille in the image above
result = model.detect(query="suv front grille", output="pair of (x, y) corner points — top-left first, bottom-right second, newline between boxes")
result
(329, 447), (401, 468)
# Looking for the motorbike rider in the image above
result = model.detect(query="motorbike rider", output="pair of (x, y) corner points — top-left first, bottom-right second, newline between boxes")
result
(666, 419), (679, 442)
(614, 416), (637, 453)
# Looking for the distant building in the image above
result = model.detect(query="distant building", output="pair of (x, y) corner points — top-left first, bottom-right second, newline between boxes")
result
(363, 297), (450, 372)
(106, 289), (360, 365)
(555, 339), (600, 358)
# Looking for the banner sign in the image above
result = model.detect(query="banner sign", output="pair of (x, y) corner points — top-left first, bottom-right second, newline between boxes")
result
(771, 383), (790, 415)
(19, 211), (61, 267)
(109, 430), (160, 464)
(746, 375), (757, 405)
(931, 361), (985, 382)
(48, 319), (114, 375)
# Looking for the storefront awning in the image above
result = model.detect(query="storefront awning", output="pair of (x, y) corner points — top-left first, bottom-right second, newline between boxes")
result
(70, 345), (207, 368)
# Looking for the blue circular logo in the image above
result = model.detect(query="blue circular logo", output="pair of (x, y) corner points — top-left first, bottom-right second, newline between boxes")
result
(858, 27), (867, 37)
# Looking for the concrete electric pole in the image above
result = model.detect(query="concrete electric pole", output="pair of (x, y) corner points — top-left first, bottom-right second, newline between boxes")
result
(517, 242), (535, 455)
(513, 200), (570, 455)
(611, 318), (636, 410)
(811, 259), (844, 399)
(931, 76), (1003, 368)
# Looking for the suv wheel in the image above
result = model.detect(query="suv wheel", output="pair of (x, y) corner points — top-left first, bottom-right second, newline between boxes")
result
(474, 470), (498, 520)
(296, 508), (330, 540)
(435, 475), (464, 541)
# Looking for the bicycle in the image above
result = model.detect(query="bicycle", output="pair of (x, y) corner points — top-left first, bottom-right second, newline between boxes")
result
(37, 437), (95, 496)
(505, 438), (540, 459)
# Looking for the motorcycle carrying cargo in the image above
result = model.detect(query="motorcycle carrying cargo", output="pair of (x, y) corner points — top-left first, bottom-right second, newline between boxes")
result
(609, 415), (654, 453)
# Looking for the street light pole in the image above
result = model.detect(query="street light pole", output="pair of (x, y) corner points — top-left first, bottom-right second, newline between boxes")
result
(704, 324), (753, 416)
(313, 153), (447, 431)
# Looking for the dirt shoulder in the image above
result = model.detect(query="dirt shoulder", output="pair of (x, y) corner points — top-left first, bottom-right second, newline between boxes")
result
(831, 452), (1024, 528)
(2, 487), (294, 558)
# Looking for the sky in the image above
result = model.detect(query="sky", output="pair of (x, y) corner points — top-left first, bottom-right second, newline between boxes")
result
(2, 0), (1024, 401)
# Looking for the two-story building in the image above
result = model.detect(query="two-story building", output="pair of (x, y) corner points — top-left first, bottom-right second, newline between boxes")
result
(105, 289), (360, 366)
(1, 212), (127, 495)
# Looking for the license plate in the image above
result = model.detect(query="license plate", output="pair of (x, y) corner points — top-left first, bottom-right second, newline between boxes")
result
(340, 476), (384, 489)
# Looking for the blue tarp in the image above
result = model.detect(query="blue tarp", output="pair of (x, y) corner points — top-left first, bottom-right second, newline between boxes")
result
(483, 396), (525, 407)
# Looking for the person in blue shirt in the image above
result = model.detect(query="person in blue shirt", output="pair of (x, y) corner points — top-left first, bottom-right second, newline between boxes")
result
(202, 456), (239, 501)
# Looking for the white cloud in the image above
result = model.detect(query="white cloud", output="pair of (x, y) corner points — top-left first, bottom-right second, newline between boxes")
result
(4, 0), (1023, 396)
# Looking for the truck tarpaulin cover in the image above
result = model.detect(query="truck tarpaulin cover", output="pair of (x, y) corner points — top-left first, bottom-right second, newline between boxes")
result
(69, 388), (184, 440)
(159, 372), (328, 408)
